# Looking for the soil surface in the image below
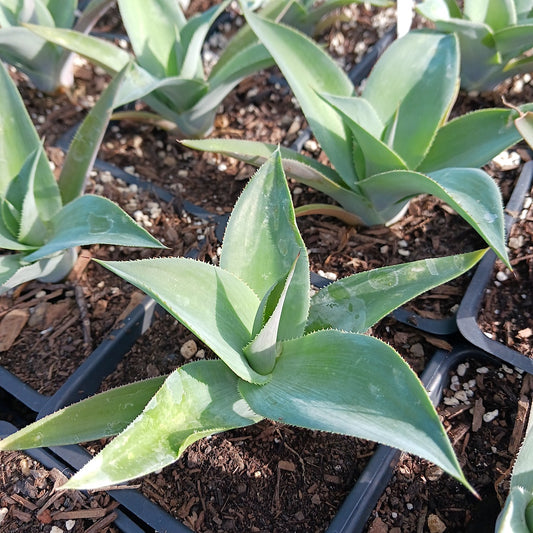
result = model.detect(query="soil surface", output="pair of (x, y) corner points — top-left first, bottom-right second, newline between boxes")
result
(1, 2), (532, 533)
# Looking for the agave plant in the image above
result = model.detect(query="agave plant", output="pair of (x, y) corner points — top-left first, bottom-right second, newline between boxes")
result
(184, 9), (533, 268)
(24, 0), (390, 137)
(417, 0), (533, 91)
(0, 61), (164, 293)
(0, 148), (487, 492)
(0, 0), (114, 93)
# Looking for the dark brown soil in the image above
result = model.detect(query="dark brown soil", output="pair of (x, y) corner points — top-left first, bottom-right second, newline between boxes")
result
(478, 185), (533, 357)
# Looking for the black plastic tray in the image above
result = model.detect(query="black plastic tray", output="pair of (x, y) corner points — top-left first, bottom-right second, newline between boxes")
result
(457, 161), (533, 373)
(1, 340), (491, 533)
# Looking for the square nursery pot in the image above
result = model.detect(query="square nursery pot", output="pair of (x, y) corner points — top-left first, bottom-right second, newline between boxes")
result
(457, 160), (533, 373)
(1, 302), (489, 533)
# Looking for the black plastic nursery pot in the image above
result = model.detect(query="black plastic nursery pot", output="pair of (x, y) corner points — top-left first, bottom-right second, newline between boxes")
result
(457, 160), (533, 373)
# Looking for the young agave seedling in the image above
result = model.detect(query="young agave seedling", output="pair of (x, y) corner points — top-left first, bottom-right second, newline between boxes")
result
(496, 411), (533, 532)
(0, 61), (164, 294)
(417, 0), (533, 91)
(0, 148), (487, 492)
(184, 10), (533, 268)
(0, 0), (114, 93)
(23, 0), (389, 138)
(22, 0), (270, 138)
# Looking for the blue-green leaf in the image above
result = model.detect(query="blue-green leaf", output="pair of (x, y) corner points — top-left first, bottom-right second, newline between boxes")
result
(239, 330), (470, 489)
(23, 195), (164, 263)
(242, 8), (358, 187)
(362, 31), (459, 169)
(359, 168), (509, 267)
(0, 377), (166, 449)
(306, 249), (487, 333)
(244, 255), (299, 375)
(62, 360), (262, 490)
(419, 108), (523, 172)
(221, 149), (310, 341)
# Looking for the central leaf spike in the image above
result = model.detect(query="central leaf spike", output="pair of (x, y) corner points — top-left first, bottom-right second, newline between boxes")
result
(244, 254), (299, 375)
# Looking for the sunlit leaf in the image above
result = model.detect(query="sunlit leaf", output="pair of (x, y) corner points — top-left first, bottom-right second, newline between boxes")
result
(59, 66), (129, 203)
(97, 256), (266, 384)
(221, 148), (309, 340)
(63, 360), (262, 490)
(306, 249), (487, 333)
(240, 330), (470, 488)
(0, 377), (166, 449)
(0, 60), (59, 215)
(24, 23), (131, 73)
(22, 195), (163, 262)
(117, 0), (185, 78)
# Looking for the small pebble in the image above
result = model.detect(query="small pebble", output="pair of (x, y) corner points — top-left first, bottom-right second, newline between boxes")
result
(380, 245), (389, 254)
(428, 514), (446, 533)
(425, 465), (444, 481)
(398, 249), (410, 257)
(501, 364), (513, 374)
(20, 458), (30, 476)
(456, 362), (468, 377)
(406, 503), (413, 511)
(496, 271), (509, 282)
(454, 390), (469, 403)
(410, 343), (424, 357)
(50, 527), (63, 533)
(398, 239), (408, 247)
(483, 409), (499, 423)
(0, 508), (8, 525)
(318, 270), (337, 281)
(180, 339), (198, 360)
(444, 396), (460, 406)
(65, 520), (76, 531)
(476, 366), (489, 374)
(304, 139), (319, 152)
(508, 236), (524, 249)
